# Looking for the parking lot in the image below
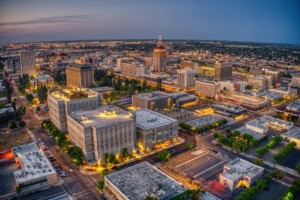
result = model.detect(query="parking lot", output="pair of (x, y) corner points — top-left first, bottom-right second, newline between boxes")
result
(36, 138), (68, 178)
(185, 115), (223, 128)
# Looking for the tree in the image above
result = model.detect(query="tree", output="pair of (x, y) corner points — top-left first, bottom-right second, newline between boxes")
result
(3, 79), (13, 103)
(17, 106), (26, 116)
(67, 146), (84, 166)
(16, 186), (22, 193)
(97, 181), (105, 191)
(37, 85), (48, 104)
(26, 93), (34, 104)
(157, 150), (171, 163)
(296, 163), (300, 174)
(8, 120), (17, 129)
(142, 80), (148, 90)
(156, 77), (162, 91)
(213, 132), (219, 138)
(121, 148), (130, 160)
(18, 120), (26, 128)
(11, 99), (17, 111)
(108, 91), (117, 101)
(187, 143), (194, 150)
(225, 128), (231, 134)
(245, 85), (253, 90)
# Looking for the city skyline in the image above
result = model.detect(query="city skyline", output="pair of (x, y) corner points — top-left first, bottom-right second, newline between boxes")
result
(0, 0), (300, 45)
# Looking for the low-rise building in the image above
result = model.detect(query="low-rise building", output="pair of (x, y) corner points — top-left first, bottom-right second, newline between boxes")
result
(135, 109), (178, 151)
(269, 87), (297, 98)
(291, 74), (300, 88)
(67, 105), (135, 164)
(105, 162), (186, 200)
(13, 142), (57, 192)
(276, 101), (300, 122)
(282, 127), (300, 148)
(29, 74), (54, 89)
(245, 115), (293, 134)
(170, 92), (199, 107)
(48, 88), (102, 132)
(90, 86), (114, 98)
(212, 103), (246, 116)
(219, 93), (270, 110)
(248, 75), (272, 90)
(219, 158), (264, 191)
(132, 91), (172, 110)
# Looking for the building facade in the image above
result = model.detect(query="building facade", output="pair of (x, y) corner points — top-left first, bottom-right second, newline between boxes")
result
(177, 68), (195, 87)
(47, 88), (102, 132)
(152, 44), (167, 73)
(20, 51), (36, 77)
(248, 75), (272, 90)
(67, 106), (135, 163)
(117, 57), (145, 77)
(195, 80), (220, 99)
(134, 109), (178, 151)
(214, 61), (232, 81)
(66, 64), (94, 88)
(132, 91), (172, 110)
(292, 74), (300, 88)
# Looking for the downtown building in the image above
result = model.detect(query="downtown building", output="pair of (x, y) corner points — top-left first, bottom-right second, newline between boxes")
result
(152, 43), (167, 73)
(176, 68), (195, 88)
(66, 64), (95, 88)
(47, 88), (102, 132)
(134, 109), (178, 151)
(291, 74), (300, 88)
(214, 61), (232, 81)
(219, 158), (264, 191)
(66, 105), (135, 164)
(117, 57), (145, 77)
(20, 51), (36, 77)
(247, 75), (273, 90)
(195, 80), (220, 99)
(132, 91), (173, 110)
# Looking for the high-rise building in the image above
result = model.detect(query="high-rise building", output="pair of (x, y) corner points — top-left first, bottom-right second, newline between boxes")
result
(214, 61), (232, 81)
(20, 51), (36, 77)
(66, 64), (94, 88)
(195, 80), (220, 99)
(249, 68), (280, 86)
(67, 105), (135, 164)
(152, 36), (167, 73)
(47, 88), (102, 132)
(177, 68), (195, 87)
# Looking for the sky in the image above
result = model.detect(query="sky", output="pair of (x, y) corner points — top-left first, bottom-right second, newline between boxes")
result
(0, 0), (299, 45)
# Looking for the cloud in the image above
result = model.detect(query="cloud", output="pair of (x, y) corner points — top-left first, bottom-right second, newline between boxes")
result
(0, 14), (94, 27)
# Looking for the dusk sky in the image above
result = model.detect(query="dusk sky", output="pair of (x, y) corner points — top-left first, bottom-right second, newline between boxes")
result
(0, 0), (299, 45)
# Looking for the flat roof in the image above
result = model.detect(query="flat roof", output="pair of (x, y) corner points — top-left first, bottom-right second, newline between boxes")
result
(234, 127), (266, 140)
(67, 63), (92, 70)
(12, 142), (55, 183)
(105, 162), (186, 200)
(246, 115), (293, 131)
(91, 86), (114, 93)
(186, 115), (222, 128)
(133, 91), (171, 101)
(135, 109), (177, 130)
(68, 105), (133, 128)
(222, 158), (264, 181)
(49, 88), (98, 101)
(287, 101), (300, 111)
(282, 126), (300, 140)
(212, 103), (246, 114)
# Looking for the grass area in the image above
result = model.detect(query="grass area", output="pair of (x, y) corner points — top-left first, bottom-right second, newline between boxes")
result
(0, 130), (32, 151)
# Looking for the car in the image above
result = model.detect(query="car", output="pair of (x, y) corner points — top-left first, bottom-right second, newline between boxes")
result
(59, 173), (68, 177)
(68, 169), (74, 173)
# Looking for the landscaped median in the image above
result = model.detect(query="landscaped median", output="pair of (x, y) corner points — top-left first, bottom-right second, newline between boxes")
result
(255, 136), (282, 158)
(41, 119), (84, 166)
(280, 178), (300, 200)
(179, 118), (227, 134)
(213, 130), (259, 152)
(273, 142), (296, 163)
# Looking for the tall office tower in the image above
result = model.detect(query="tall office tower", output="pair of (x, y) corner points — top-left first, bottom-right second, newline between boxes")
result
(66, 64), (94, 88)
(67, 105), (135, 164)
(47, 88), (102, 132)
(214, 61), (232, 81)
(177, 68), (195, 87)
(152, 35), (167, 73)
(20, 51), (36, 77)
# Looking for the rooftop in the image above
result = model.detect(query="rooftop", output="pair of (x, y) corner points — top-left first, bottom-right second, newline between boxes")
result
(246, 115), (293, 132)
(222, 158), (264, 181)
(234, 127), (266, 140)
(282, 126), (300, 140)
(12, 142), (55, 183)
(105, 162), (186, 200)
(135, 109), (177, 130)
(67, 63), (92, 70)
(49, 88), (98, 101)
(186, 115), (222, 128)
(212, 103), (246, 114)
(68, 105), (133, 128)
(133, 91), (171, 101)
(90, 86), (114, 93)
(33, 74), (53, 81)
(286, 101), (300, 111)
